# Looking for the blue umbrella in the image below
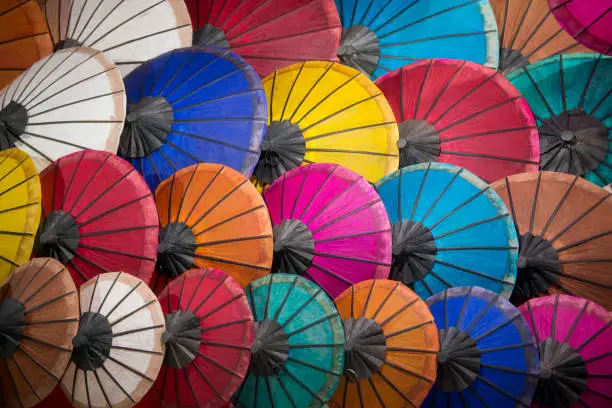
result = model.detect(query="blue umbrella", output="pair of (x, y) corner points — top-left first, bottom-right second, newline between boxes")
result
(120, 47), (267, 191)
(423, 286), (540, 407)
(235, 274), (344, 407)
(375, 162), (518, 299)
(507, 53), (612, 186)
(334, 0), (499, 79)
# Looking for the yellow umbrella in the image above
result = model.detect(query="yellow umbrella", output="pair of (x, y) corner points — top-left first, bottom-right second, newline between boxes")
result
(0, 148), (40, 285)
(252, 61), (399, 190)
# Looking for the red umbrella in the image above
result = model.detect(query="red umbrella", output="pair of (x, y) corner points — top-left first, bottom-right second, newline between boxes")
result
(36, 150), (159, 287)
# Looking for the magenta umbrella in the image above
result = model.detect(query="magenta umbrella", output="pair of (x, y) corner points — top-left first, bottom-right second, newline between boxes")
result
(263, 163), (392, 297)
(520, 295), (612, 408)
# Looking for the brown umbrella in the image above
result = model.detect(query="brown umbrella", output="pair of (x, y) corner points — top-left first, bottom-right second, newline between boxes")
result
(492, 171), (612, 308)
(0, 258), (79, 408)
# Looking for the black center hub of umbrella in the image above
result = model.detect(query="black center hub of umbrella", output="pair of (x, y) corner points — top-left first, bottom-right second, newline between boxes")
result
(272, 219), (314, 275)
(254, 120), (306, 185)
(498, 48), (530, 76)
(337, 25), (381, 77)
(72, 311), (113, 371)
(193, 24), (230, 49)
(250, 319), (290, 377)
(0, 101), (28, 150)
(38, 210), (80, 264)
(390, 220), (437, 285)
(511, 233), (561, 303)
(119, 96), (174, 158)
(539, 109), (608, 176)
(157, 222), (196, 278)
(54, 38), (83, 51)
(436, 327), (481, 392)
(162, 310), (201, 369)
(0, 298), (26, 358)
(343, 316), (386, 381)
(534, 338), (587, 407)
(397, 120), (441, 168)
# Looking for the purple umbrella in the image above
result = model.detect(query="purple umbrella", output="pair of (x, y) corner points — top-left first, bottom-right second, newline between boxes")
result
(263, 163), (392, 297)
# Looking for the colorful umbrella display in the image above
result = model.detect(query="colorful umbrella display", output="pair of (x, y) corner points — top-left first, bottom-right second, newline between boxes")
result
(142, 268), (253, 408)
(520, 295), (612, 407)
(330, 279), (439, 408)
(375, 58), (540, 183)
(121, 47), (267, 192)
(492, 171), (612, 309)
(60, 272), (165, 408)
(375, 162), (518, 300)
(153, 163), (272, 291)
(0, 258), (79, 408)
(252, 61), (398, 189)
(263, 163), (392, 298)
(334, 0), (499, 80)
(234, 274), (344, 407)
(38, 0), (192, 76)
(37, 150), (159, 287)
(185, 0), (342, 78)
(424, 286), (540, 407)
(491, 0), (590, 75)
(0, 0), (52, 89)
(0, 148), (41, 285)
(0, 47), (126, 172)
(549, 0), (612, 55)
(507, 53), (612, 186)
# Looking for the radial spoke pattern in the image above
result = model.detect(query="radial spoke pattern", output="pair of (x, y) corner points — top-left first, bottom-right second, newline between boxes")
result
(492, 171), (612, 309)
(375, 162), (518, 300)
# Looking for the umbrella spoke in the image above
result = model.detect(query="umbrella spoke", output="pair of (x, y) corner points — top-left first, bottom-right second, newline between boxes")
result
(16, 344), (59, 380)
(100, 364), (136, 403)
(113, 324), (164, 338)
(3, 358), (24, 408)
(374, 370), (418, 408)
(434, 260), (513, 285)
(109, 299), (157, 327)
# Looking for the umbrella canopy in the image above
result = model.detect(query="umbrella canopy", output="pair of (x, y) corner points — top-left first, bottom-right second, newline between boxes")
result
(152, 163), (272, 292)
(330, 279), (439, 408)
(0, 148), (41, 285)
(0, 47), (125, 172)
(507, 53), (612, 186)
(375, 162), (518, 300)
(263, 163), (392, 298)
(36, 150), (159, 287)
(234, 273), (344, 407)
(549, 0), (612, 55)
(492, 171), (612, 309)
(491, 0), (590, 75)
(252, 61), (399, 189)
(520, 295), (612, 407)
(334, 0), (499, 80)
(38, 0), (192, 76)
(141, 268), (253, 408)
(375, 58), (540, 183)
(60, 272), (165, 408)
(0, 0), (52, 89)
(185, 0), (341, 78)
(423, 286), (540, 407)
(0, 258), (79, 408)
(121, 47), (267, 192)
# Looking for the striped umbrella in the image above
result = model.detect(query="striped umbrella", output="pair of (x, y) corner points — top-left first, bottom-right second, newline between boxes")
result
(334, 0), (499, 79)
(508, 53), (612, 186)
(38, 0), (192, 76)
(0, 0), (52, 88)
(185, 0), (342, 78)
(0, 47), (125, 172)
(120, 47), (267, 192)
(252, 61), (398, 190)
(375, 58), (539, 183)
(0, 148), (41, 285)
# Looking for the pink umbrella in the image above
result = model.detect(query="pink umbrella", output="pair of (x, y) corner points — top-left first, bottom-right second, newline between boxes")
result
(520, 295), (612, 407)
(263, 163), (391, 297)
(549, 0), (612, 55)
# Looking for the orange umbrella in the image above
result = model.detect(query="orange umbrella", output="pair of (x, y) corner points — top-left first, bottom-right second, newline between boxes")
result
(152, 163), (272, 292)
(330, 279), (439, 408)
(0, 0), (52, 88)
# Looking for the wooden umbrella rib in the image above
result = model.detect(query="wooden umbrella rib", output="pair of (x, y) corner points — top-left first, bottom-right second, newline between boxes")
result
(374, 370), (418, 408)
(197, 293), (242, 321)
(199, 341), (249, 351)
(192, 275), (229, 314)
(263, 274), (274, 319)
(309, 261), (354, 285)
(310, 198), (382, 234)
(385, 321), (434, 339)
(109, 299), (157, 327)
(362, 280), (377, 317)
(419, 168), (463, 225)
(280, 366), (325, 403)
(28, 91), (123, 118)
(100, 363), (136, 403)
(380, 298), (419, 327)
(21, 334), (71, 352)
(168, 66), (249, 106)
(190, 180), (249, 229)
(19, 267), (63, 305)
(193, 253), (268, 270)
(185, 272), (207, 311)
(106, 355), (154, 382)
(2, 358), (23, 408)
(72, 168), (136, 220)
(285, 313), (338, 338)
(103, 278), (141, 319)
(92, 368), (113, 408)
(196, 352), (241, 377)
(371, 282), (401, 320)
(9, 354), (41, 400)
(77, 244), (156, 261)
(299, 93), (382, 133)
(11, 48), (57, 104)
(16, 344), (59, 380)
(369, 0), (419, 32)
(183, 166), (224, 226)
(112, 324), (163, 338)
(13, 259), (52, 300)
